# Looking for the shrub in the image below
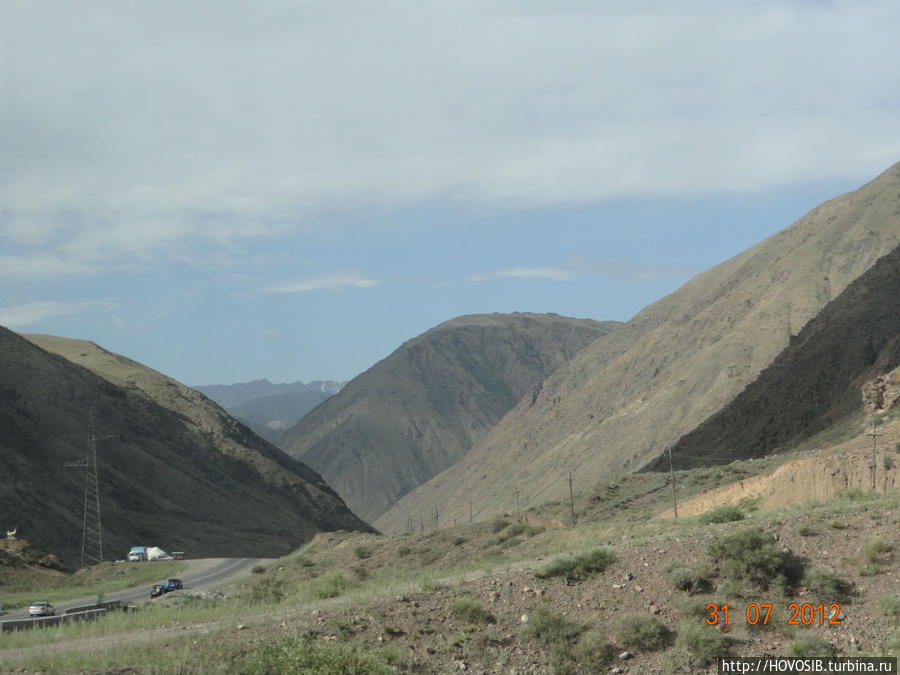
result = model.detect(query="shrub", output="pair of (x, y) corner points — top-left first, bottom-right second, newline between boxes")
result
(707, 527), (804, 593)
(617, 613), (671, 652)
(244, 576), (286, 604)
(491, 517), (510, 533)
(789, 634), (835, 657)
(525, 605), (583, 647)
(879, 594), (900, 622)
(397, 546), (411, 557)
(798, 525), (817, 537)
(669, 566), (709, 594)
(571, 629), (614, 668)
(865, 536), (891, 563)
(535, 548), (615, 582)
(251, 565), (266, 574)
(240, 636), (393, 674)
(700, 505), (745, 524)
(525, 525), (546, 537)
(452, 536), (467, 546)
(353, 545), (371, 559)
(312, 571), (357, 600)
(449, 597), (495, 625)
(803, 567), (856, 603)
(884, 454), (895, 470)
(679, 621), (732, 665)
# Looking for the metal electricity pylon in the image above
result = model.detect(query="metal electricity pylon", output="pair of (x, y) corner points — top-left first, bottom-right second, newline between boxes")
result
(65, 409), (114, 568)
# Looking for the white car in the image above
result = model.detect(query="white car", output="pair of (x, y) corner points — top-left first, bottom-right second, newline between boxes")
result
(28, 601), (55, 617)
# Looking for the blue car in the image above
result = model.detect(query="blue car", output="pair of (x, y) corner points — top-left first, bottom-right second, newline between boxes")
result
(165, 578), (183, 591)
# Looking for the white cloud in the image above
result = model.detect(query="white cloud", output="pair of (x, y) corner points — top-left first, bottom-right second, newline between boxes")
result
(263, 273), (380, 293)
(496, 268), (575, 281)
(2, 1), (899, 276)
(0, 300), (106, 328)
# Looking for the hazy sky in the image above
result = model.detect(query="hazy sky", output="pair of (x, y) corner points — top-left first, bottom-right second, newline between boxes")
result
(2, 1), (899, 385)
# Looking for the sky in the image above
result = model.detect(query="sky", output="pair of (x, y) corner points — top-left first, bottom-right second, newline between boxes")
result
(2, 1), (899, 386)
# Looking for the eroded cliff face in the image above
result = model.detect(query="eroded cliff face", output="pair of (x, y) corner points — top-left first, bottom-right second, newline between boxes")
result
(862, 370), (900, 414)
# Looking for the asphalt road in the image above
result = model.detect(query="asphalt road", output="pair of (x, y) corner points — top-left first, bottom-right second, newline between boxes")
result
(2, 557), (273, 622)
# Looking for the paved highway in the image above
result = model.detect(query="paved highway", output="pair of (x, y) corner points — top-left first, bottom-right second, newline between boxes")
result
(2, 558), (273, 622)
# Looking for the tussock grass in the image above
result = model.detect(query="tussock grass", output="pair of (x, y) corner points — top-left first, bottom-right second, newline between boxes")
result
(535, 547), (615, 582)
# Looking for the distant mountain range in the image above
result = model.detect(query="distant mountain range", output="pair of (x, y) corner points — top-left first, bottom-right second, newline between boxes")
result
(2, 331), (369, 567)
(375, 161), (900, 532)
(282, 313), (620, 523)
(195, 379), (344, 446)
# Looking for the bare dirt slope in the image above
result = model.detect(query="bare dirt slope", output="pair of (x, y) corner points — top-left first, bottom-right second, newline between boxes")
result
(283, 313), (619, 523)
(378, 161), (900, 533)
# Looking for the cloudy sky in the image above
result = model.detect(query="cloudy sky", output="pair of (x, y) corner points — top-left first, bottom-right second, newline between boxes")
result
(2, 1), (899, 385)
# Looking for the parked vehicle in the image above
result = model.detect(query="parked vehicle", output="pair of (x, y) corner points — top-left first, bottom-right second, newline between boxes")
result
(165, 578), (183, 591)
(150, 584), (167, 599)
(128, 546), (147, 562)
(29, 601), (55, 616)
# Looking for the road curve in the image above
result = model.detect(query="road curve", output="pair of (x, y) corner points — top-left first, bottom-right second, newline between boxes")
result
(2, 558), (274, 621)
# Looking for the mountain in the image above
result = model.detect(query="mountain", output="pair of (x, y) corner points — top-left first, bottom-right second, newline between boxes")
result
(194, 379), (343, 409)
(282, 313), (620, 523)
(3, 329), (370, 567)
(228, 391), (334, 445)
(376, 161), (900, 533)
(645, 242), (900, 469)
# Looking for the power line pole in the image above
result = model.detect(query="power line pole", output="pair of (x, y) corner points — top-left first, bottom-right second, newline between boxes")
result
(667, 446), (678, 519)
(867, 413), (882, 491)
(515, 487), (521, 523)
(65, 410), (114, 568)
(468, 497), (473, 524)
(568, 471), (576, 527)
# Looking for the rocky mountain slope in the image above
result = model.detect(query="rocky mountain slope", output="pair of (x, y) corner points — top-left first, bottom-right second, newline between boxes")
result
(646, 243), (900, 470)
(282, 313), (620, 523)
(2, 329), (370, 567)
(377, 161), (900, 533)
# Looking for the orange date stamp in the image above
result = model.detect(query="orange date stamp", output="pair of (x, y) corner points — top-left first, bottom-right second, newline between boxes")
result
(705, 603), (842, 626)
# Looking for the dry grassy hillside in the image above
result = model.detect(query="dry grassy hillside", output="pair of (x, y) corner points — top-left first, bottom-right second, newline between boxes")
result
(283, 313), (619, 523)
(378, 162), (900, 533)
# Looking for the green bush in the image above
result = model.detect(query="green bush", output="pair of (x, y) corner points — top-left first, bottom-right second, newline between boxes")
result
(865, 536), (891, 563)
(879, 594), (900, 622)
(803, 567), (856, 603)
(312, 571), (357, 600)
(617, 613), (671, 652)
(679, 621), (732, 665)
(243, 576), (287, 604)
(708, 527), (804, 593)
(396, 546), (411, 557)
(536, 548), (615, 582)
(449, 597), (495, 625)
(669, 566), (709, 594)
(789, 634), (835, 657)
(353, 545), (371, 559)
(525, 605), (583, 647)
(452, 536), (467, 546)
(797, 525), (817, 537)
(699, 505), (745, 524)
(491, 517), (510, 533)
(240, 636), (393, 674)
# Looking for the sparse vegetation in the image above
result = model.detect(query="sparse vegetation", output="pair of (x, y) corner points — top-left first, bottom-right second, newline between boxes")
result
(240, 636), (394, 674)
(617, 613), (671, 652)
(353, 545), (372, 559)
(449, 597), (495, 625)
(668, 565), (709, 594)
(803, 567), (856, 603)
(535, 547), (615, 582)
(788, 634), (835, 657)
(699, 504), (745, 524)
(679, 621), (733, 665)
(707, 527), (804, 593)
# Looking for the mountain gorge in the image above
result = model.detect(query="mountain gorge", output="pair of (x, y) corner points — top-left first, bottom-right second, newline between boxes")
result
(1, 330), (370, 567)
(282, 313), (620, 523)
(649, 241), (900, 469)
(376, 161), (900, 532)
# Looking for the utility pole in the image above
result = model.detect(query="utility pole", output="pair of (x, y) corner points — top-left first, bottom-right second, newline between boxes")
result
(468, 497), (473, 524)
(65, 410), (114, 568)
(667, 446), (678, 519)
(568, 471), (576, 527)
(515, 487), (521, 523)
(867, 414), (882, 491)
